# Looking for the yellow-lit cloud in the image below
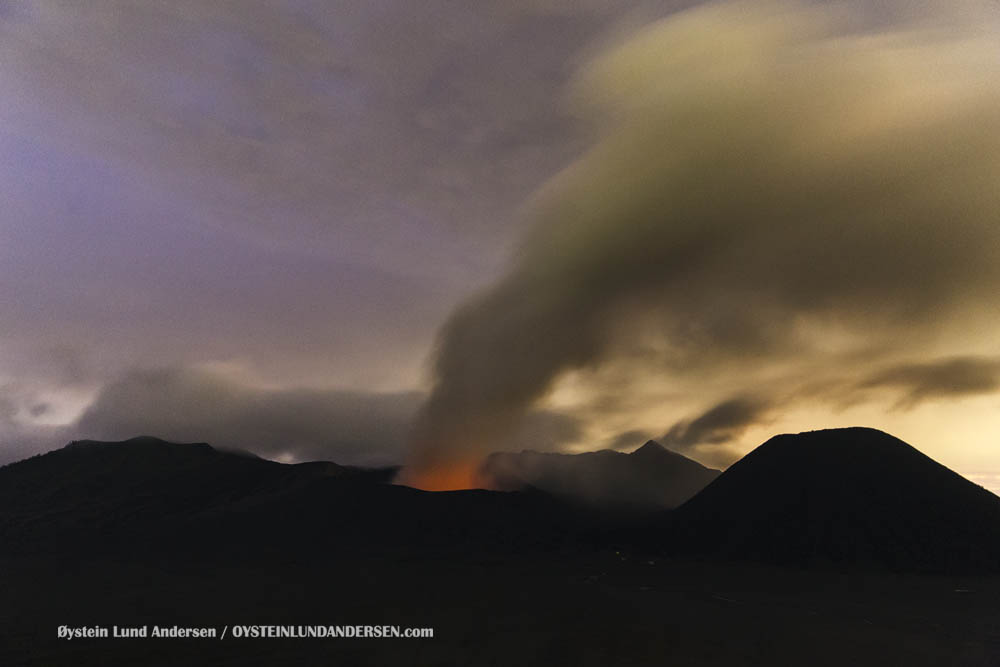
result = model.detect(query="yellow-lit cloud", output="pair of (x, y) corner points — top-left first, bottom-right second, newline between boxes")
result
(405, 0), (1000, 484)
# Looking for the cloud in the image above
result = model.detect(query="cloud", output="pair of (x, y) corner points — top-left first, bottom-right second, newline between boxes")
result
(861, 356), (1000, 409)
(70, 366), (581, 467)
(658, 396), (771, 468)
(662, 396), (772, 448)
(27, 403), (50, 417)
(0, 384), (72, 466)
(504, 409), (584, 453)
(606, 429), (654, 452)
(0, 395), (16, 422)
(1, 0), (652, 403)
(406, 0), (1000, 481)
(0, 0), (623, 273)
(74, 367), (418, 465)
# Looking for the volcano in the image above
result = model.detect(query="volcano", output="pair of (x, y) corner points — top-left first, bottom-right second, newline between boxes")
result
(669, 427), (1000, 571)
(479, 440), (720, 509)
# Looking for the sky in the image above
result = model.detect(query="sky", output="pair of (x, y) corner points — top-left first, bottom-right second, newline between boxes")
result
(1, 0), (999, 492)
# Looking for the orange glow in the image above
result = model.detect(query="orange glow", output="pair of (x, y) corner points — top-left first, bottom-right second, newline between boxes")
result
(400, 460), (483, 491)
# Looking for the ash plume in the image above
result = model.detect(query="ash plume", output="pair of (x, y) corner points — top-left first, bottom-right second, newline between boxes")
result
(402, 1), (1000, 486)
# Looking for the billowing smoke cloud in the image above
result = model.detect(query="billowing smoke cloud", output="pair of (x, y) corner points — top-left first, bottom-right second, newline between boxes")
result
(404, 0), (1000, 486)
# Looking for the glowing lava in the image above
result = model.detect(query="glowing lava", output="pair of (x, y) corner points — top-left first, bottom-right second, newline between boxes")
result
(397, 460), (482, 491)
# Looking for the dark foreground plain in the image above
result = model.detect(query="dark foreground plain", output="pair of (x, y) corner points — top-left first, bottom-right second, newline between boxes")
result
(4, 551), (1000, 666)
(2, 429), (1000, 666)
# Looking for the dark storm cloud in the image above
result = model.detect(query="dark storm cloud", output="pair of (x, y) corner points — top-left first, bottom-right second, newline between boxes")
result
(407, 0), (1000, 475)
(657, 396), (771, 468)
(663, 397), (772, 449)
(71, 367), (580, 466)
(861, 357), (1000, 409)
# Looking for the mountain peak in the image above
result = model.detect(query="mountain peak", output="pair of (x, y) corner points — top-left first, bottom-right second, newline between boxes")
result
(630, 440), (666, 457)
(479, 440), (720, 509)
(632, 440), (666, 454)
(670, 426), (1000, 571)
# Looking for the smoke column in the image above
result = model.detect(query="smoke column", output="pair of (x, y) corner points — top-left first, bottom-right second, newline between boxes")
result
(400, 0), (1000, 489)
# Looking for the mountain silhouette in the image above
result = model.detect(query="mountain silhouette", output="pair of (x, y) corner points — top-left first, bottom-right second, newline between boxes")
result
(479, 440), (720, 509)
(0, 436), (598, 557)
(0, 436), (380, 548)
(668, 427), (1000, 572)
(5, 430), (1000, 667)
(4, 430), (999, 573)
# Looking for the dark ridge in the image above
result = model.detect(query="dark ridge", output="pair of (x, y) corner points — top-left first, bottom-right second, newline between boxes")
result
(215, 446), (264, 459)
(0, 436), (288, 546)
(479, 440), (720, 510)
(5, 429), (998, 573)
(667, 427), (1000, 572)
(0, 437), (607, 558)
(65, 435), (206, 448)
(4, 435), (229, 478)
